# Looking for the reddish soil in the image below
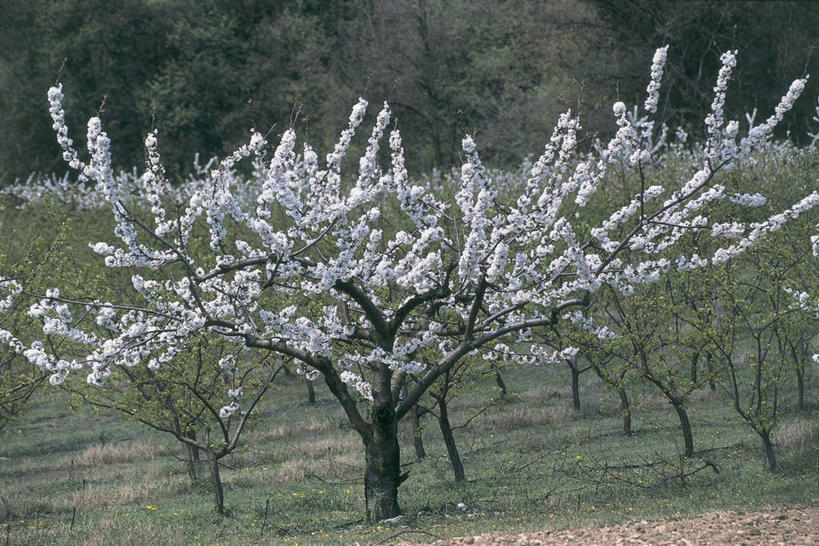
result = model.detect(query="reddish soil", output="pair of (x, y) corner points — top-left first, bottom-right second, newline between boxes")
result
(406, 506), (818, 545)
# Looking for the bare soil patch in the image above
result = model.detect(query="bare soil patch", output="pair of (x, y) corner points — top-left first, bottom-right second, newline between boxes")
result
(412, 506), (818, 545)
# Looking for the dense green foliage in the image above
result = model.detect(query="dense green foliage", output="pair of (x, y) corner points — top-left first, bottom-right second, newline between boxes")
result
(2, 0), (817, 182)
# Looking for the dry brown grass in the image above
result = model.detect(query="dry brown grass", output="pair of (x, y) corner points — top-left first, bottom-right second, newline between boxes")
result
(71, 475), (189, 511)
(484, 405), (572, 432)
(773, 418), (818, 450)
(72, 439), (169, 466)
(288, 431), (359, 460)
(276, 458), (307, 483)
(518, 382), (565, 403)
(0, 440), (165, 477)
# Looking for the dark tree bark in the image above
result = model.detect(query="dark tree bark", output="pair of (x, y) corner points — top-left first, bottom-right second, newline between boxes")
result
(759, 428), (778, 472)
(690, 350), (699, 384)
(306, 378), (316, 405)
(671, 399), (694, 458)
(494, 371), (507, 397)
(618, 387), (632, 436)
(411, 403), (426, 459)
(570, 365), (582, 412)
(207, 452), (225, 515)
(565, 357), (591, 412)
(364, 387), (402, 522)
(706, 352), (717, 391)
(182, 442), (198, 482)
(437, 396), (465, 482)
(796, 367), (805, 411)
(189, 431), (200, 462)
(364, 427), (401, 520)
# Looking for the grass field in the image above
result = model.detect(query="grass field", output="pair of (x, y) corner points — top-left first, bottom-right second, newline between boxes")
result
(1, 360), (817, 545)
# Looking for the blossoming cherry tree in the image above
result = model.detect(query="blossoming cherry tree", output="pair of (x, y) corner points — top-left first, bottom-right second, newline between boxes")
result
(1, 47), (817, 521)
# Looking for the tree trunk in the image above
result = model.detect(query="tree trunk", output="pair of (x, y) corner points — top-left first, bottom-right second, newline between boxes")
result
(182, 441), (197, 482)
(187, 430), (199, 462)
(173, 420), (198, 481)
(773, 385), (778, 418)
(437, 397), (465, 482)
(618, 387), (632, 436)
(207, 452), (225, 515)
(494, 370), (507, 397)
(411, 403), (426, 459)
(758, 428), (778, 472)
(706, 353), (717, 391)
(306, 378), (316, 405)
(364, 399), (402, 522)
(570, 365), (581, 412)
(690, 351), (699, 384)
(671, 400), (694, 458)
(796, 367), (804, 411)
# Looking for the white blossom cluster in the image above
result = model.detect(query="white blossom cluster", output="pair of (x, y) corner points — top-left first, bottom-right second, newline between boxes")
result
(808, 96), (819, 147)
(644, 46), (669, 115)
(0, 278), (25, 356)
(2, 47), (817, 407)
(563, 310), (616, 340)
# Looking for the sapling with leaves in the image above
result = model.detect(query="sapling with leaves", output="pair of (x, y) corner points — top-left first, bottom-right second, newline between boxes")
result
(1, 46), (817, 521)
(411, 354), (507, 482)
(560, 312), (633, 435)
(65, 335), (281, 514)
(599, 270), (726, 458)
(692, 226), (818, 471)
(0, 286), (44, 431)
(0, 350), (45, 432)
(536, 327), (596, 413)
(769, 221), (819, 413)
(0, 215), (71, 431)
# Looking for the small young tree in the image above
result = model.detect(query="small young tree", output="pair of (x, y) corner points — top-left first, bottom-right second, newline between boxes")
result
(413, 356), (507, 482)
(1, 47), (816, 521)
(0, 286), (44, 431)
(65, 335), (281, 514)
(561, 309), (633, 435)
(693, 227), (818, 471)
(0, 220), (67, 431)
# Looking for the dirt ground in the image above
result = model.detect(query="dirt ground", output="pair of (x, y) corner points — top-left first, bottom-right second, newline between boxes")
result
(407, 506), (818, 545)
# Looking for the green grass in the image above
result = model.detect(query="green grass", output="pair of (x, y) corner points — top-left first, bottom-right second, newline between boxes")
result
(1, 364), (816, 545)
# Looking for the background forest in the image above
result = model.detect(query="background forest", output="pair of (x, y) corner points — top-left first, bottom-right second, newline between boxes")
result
(1, 0), (818, 182)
